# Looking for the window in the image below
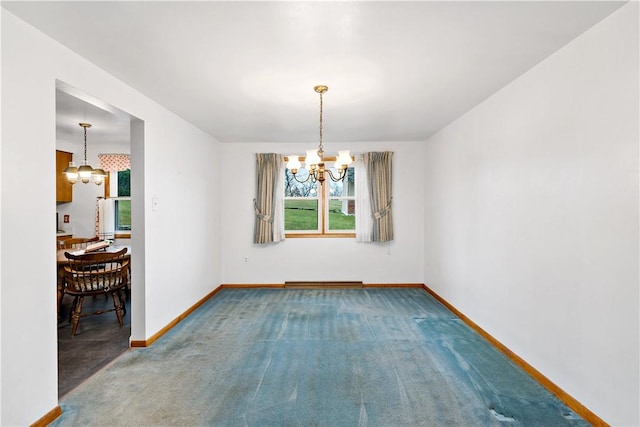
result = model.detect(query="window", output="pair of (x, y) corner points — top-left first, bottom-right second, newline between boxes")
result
(105, 169), (131, 234)
(284, 164), (355, 237)
(114, 198), (131, 231)
(116, 169), (130, 197)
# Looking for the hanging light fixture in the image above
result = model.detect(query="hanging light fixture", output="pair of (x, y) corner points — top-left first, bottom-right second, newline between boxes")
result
(286, 85), (352, 184)
(63, 123), (106, 185)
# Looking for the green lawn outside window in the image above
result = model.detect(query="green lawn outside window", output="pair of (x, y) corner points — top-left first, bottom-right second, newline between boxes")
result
(285, 200), (354, 231)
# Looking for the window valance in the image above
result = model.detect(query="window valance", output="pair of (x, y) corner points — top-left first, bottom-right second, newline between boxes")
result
(99, 154), (130, 172)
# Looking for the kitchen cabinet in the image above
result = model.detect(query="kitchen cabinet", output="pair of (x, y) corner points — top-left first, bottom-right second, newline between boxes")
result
(56, 150), (73, 202)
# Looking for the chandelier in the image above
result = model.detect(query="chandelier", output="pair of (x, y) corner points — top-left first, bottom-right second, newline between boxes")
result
(286, 85), (352, 184)
(63, 123), (106, 185)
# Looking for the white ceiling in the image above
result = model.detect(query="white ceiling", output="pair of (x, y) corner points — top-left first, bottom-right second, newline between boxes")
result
(55, 83), (132, 145)
(3, 1), (626, 146)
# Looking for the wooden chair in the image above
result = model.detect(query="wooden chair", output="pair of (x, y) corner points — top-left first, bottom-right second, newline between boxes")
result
(58, 236), (100, 250)
(63, 248), (129, 337)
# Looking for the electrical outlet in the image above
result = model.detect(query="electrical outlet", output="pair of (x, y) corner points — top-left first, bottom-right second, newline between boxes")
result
(63, 215), (70, 223)
(244, 257), (249, 263)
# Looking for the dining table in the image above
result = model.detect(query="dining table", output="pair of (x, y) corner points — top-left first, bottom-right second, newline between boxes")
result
(56, 244), (131, 317)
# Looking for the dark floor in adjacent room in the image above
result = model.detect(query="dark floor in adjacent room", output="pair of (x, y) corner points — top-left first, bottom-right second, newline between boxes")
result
(52, 287), (587, 426)
(57, 291), (130, 397)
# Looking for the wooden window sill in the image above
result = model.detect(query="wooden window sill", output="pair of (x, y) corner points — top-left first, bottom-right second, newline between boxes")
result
(285, 233), (355, 239)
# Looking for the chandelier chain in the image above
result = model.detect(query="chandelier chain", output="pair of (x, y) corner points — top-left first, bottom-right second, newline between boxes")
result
(318, 90), (324, 153)
(83, 126), (88, 163)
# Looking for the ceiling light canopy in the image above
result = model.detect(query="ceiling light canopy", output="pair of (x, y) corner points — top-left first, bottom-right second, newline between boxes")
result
(63, 123), (106, 185)
(286, 85), (352, 184)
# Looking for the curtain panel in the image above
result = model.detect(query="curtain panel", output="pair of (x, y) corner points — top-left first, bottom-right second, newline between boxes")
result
(253, 153), (283, 244)
(355, 155), (372, 242)
(273, 160), (286, 242)
(96, 198), (115, 239)
(365, 151), (394, 242)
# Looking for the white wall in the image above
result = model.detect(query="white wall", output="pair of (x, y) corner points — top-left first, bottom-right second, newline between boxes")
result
(0, 6), (4, 422)
(221, 141), (425, 285)
(423, 3), (638, 426)
(1, 10), (222, 425)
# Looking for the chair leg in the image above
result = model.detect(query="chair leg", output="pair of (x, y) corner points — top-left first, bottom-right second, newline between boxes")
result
(58, 289), (64, 322)
(68, 296), (78, 324)
(119, 289), (127, 317)
(70, 296), (84, 337)
(112, 292), (124, 328)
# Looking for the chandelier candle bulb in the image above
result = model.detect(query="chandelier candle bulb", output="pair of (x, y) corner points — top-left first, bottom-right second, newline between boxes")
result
(305, 149), (321, 167)
(78, 163), (94, 183)
(92, 168), (106, 185)
(337, 150), (353, 168)
(64, 161), (78, 184)
(286, 155), (301, 172)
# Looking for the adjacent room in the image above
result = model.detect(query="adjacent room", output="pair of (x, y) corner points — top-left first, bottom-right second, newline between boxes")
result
(54, 86), (134, 396)
(1, 1), (638, 426)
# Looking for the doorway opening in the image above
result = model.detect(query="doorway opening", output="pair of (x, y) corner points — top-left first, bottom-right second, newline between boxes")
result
(55, 81), (143, 397)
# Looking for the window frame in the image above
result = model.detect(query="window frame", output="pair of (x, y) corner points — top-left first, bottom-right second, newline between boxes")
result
(103, 170), (132, 238)
(284, 157), (355, 239)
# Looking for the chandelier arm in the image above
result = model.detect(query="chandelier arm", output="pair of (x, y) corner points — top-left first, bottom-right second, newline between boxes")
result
(326, 168), (346, 182)
(291, 172), (313, 184)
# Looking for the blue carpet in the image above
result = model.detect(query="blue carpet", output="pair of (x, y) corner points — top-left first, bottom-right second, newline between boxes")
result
(52, 288), (587, 426)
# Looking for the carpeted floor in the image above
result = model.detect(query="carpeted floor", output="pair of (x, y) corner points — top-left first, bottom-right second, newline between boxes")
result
(58, 291), (131, 397)
(52, 288), (588, 426)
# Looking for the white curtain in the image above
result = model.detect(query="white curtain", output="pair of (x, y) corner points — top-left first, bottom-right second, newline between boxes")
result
(273, 160), (286, 242)
(355, 154), (372, 242)
(98, 198), (115, 240)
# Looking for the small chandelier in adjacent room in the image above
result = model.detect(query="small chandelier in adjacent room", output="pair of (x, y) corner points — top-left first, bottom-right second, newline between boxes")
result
(63, 122), (106, 185)
(286, 85), (352, 184)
